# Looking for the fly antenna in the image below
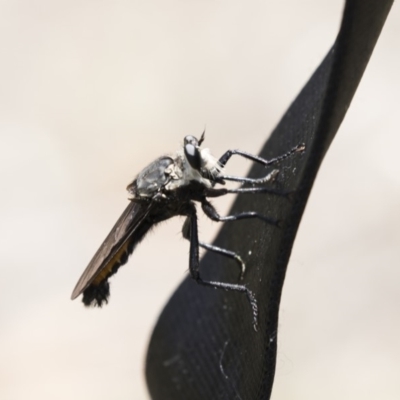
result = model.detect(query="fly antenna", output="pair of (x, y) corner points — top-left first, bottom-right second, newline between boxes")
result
(198, 127), (206, 146)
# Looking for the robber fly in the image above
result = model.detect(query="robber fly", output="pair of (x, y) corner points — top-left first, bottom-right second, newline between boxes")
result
(71, 133), (304, 330)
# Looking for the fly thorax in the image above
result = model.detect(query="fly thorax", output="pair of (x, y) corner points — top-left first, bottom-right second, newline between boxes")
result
(133, 156), (175, 197)
(164, 162), (183, 181)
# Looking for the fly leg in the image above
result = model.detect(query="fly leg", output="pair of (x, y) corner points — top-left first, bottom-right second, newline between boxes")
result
(201, 198), (280, 227)
(216, 143), (305, 184)
(182, 217), (246, 280)
(218, 143), (305, 168)
(184, 203), (259, 331)
(220, 169), (280, 185)
(204, 185), (292, 200)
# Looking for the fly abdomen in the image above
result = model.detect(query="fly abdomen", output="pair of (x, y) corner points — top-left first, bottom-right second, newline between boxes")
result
(81, 240), (133, 306)
(82, 280), (110, 307)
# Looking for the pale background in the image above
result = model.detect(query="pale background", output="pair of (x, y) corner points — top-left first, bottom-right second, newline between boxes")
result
(1, 1), (399, 399)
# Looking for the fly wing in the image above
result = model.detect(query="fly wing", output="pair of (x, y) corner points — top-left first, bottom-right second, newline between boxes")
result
(71, 199), (154, 305)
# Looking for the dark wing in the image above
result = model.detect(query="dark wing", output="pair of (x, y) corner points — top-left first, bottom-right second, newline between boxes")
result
(71, 199), (154, 305)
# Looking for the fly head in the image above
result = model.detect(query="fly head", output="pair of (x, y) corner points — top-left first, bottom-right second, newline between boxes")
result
(184, 135), (202, 171)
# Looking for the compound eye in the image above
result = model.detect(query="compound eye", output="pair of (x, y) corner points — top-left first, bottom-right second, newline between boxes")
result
(184, 135), (198, 146)
(184, 141), (201, 170)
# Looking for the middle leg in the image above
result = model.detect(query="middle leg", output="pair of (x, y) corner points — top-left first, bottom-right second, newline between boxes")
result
(201, 198), (280, 227)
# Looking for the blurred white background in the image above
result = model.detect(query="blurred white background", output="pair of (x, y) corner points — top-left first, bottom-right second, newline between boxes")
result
(0, 1), (399, 399)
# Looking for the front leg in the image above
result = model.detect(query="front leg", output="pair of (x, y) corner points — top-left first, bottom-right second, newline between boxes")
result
(218, 143), (305, 168)
(216, 143), (305, 185)
(204, 186), (291, 199)
(219, 169), (279, 185)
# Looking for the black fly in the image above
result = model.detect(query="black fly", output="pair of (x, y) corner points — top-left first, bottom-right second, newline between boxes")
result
(71, 133), (304, 330)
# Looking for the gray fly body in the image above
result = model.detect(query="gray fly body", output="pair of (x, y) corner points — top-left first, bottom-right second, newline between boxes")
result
(71, 133), (304, 331)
